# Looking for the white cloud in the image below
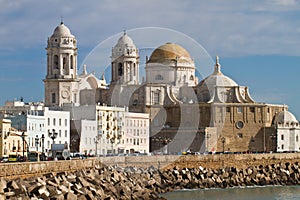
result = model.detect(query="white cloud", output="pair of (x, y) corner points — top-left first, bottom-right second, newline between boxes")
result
(0, 0), (299, 57)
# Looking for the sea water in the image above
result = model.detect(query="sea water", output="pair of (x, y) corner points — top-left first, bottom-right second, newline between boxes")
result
(160, 185), (300, 200)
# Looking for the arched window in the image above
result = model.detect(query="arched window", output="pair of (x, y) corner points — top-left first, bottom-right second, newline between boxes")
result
(190, 75), (194, 81)
(155, 74), (163, 80)
(118, 63), (123, 76)
(133, 63), (136, 76)
(70, 55), (74, 69)
(63, 57), (66, 69)
(54, 55), (59, 69)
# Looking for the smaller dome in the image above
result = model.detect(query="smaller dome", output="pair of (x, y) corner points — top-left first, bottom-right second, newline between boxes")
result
(198, 56), (238, 88)
(52, 22), (73, 37)
(274, 110), (298, 124)
(115, 32), (135, 48)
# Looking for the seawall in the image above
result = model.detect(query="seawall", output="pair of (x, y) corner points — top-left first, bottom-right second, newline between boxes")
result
(1, 153), (300, 179)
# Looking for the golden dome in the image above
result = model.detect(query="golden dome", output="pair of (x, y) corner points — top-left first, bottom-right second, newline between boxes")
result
(147, 43), (193, 64)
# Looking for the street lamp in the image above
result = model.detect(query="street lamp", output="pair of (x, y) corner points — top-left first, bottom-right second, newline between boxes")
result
(35, 135), (39, 152)
(94, 136), (99, 157)
(221, 137), (225, 153)
(41, 134), (45, 154)
(20, 132), (26, 158)
(162, 137), (171, 154)
(110, 136), (116, 155)
(48, 129), (58, 144)
(48, 129), (58, 160)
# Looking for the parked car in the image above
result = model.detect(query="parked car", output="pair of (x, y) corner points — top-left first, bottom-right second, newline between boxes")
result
(1, 155), (8, 162)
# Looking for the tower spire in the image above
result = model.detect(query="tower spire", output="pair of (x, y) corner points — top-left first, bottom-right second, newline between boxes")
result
(214, 55), (222, 75)
(60, 16), (64, 25)
(82, 64), (87, 75)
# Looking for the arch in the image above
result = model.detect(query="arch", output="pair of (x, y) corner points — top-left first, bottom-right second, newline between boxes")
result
(118, 63), (123, 76)
(183, 75), (186, 83)
(190, 75), (194, 81)
(87, 76), (99, 89)
(70, 55), (74, 69)
(53, 55), (59, 69)
(63, 57), (67, 69)
(133, 63), (136, 76)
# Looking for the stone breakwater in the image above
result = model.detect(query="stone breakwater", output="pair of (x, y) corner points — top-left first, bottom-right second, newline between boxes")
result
(1, 161), (300, 199)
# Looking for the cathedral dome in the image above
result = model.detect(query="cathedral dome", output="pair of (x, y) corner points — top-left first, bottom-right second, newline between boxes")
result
(52, 22), (73, 37)
(198, 56), (238, 88)
(147, 43), (193, 64)
(274, 110), (298, 124)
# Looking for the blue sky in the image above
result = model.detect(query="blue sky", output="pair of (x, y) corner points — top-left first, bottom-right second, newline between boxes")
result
(0, 0), (300, 117)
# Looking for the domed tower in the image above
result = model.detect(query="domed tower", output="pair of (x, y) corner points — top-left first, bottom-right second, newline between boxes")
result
(111, 32), (139, 85)
(44, 22), (79, 107)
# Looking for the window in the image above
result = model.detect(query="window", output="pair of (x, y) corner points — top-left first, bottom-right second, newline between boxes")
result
(59, 119), (61, 126)
(154, 92), (160, 104)
(281, 135), (284, 140)
(190, 75), (194, 81)
(250, 107), (255, 113)
(281, 144), (284, 149)
(155, 74), (163, 80)
(65, 130), (67, 138)
(237, 133), (243, 138)
(51, 93), (56, 104)
(65, 119), (68, 126)
(59, 130), (61, 137)
(53, 118), (56, 126)
(226, 107), (230, 112)
(237, 107), (243, 113)
(297, 135), (299, 142)
(70, 55), (74, 69)
(54, 55), (59, 69)
(118, 63), (123, 76)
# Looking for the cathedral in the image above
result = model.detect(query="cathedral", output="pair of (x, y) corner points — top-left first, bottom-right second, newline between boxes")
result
(44, 22), (300, 154)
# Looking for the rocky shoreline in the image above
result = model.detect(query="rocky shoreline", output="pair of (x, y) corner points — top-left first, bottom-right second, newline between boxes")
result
(1, 161), (300, 199)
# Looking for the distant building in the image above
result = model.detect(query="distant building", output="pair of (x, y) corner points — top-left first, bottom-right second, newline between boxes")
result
(79, 119), (97, 155)
(27, 107), (70, 156)
(273, 110), (300, 152)
(124, 112), (150, 154)
(0, 119), (27, 157)
(63, 104), (150, 156)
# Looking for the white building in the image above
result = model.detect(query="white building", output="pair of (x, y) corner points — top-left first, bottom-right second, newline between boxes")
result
(124, 112), (149, 154)
(27, 107), (70, 155)
(79, 119), (97, 155)
(96, 105), (125, 155)
(274, 110), (300, 152)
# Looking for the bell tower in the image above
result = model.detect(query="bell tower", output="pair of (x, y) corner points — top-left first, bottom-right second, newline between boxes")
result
(111, 32), (139, 85)
(43, 22), (79, 107)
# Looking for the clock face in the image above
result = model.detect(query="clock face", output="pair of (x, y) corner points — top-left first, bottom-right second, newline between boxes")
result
(61, 90), (70, 99)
